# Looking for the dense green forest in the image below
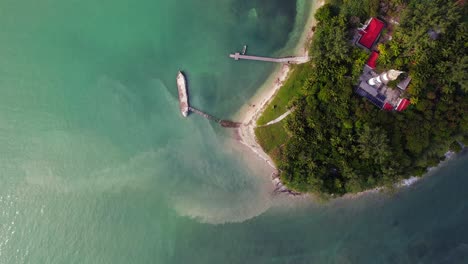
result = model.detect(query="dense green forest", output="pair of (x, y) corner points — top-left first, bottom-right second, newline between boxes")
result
(255, 0), (467, 195)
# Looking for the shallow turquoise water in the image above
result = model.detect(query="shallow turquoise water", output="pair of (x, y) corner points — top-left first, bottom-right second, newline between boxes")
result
(0, 0), (467, 263)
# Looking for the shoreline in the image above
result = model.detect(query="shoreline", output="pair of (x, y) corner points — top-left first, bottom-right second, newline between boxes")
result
(341, 150), (461, 200)
(235, 0), (324, 195)
(235, 0), (325, 195)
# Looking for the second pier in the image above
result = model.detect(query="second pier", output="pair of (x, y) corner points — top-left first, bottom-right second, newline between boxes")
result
(229, 52), (309, 64)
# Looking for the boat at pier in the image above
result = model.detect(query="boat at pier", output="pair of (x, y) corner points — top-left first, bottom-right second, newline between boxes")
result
(241, 45), (247, 55)
(176, 71), (189, 117)
(175, 71), (240, 127)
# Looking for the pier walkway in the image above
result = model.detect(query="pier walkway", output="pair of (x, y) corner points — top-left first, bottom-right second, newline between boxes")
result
(188, 107), (241, 128)
(229, 53), (309, 64)
(189, 107), (220, 123)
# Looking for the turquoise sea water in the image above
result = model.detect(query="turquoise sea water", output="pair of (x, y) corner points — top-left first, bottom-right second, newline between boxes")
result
(0, 0), (467, 263)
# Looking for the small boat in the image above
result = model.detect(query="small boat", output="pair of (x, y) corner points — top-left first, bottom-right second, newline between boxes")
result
(241, 45), (247, 55)
(176, 71), (189, 117)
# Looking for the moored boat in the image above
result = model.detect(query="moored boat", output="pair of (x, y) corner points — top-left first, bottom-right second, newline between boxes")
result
(241, 45), (247, 55)
(176, 71), (189, 117)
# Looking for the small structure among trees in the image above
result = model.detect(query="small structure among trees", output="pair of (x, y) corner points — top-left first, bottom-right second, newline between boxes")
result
(354, 17), (411, 112)
(355, 17), (385, 50)
(356, 63), (410, 111)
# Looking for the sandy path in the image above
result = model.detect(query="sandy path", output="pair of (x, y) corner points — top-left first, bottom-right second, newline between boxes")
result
(259, 108), (294, 127)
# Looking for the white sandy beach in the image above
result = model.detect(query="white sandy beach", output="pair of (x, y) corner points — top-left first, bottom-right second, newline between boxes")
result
(235, 0), (325, 175)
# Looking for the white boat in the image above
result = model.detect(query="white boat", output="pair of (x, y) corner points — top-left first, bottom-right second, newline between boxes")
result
(176, 71), (189, 117)
(241, 45), (247, 55)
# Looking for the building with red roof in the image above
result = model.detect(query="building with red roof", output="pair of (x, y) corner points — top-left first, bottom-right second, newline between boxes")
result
(353, 17), (412, 112)
(396, 98), (411, 111)
(383, 102), (394, 111)
(366, 51), (379, 69)
(356, 55), (411, 112)
(357, 18), (385, 50)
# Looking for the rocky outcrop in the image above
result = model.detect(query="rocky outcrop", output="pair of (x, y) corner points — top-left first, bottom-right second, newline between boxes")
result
(271, 172), (301, 196)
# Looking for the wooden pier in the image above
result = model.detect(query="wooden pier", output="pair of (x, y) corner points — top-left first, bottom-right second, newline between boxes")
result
(188, 107), (242, 128)
(189, 107), (220, 123)
(229, 52), (309, 64)
(178, 45), (306, 128)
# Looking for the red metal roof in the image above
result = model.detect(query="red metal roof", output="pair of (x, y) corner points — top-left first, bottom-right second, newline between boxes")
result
(396, 98), (410, 111)
(383, 102), (393, 111)
(366, 51), (379, 68)
(358, 18), (385, 49)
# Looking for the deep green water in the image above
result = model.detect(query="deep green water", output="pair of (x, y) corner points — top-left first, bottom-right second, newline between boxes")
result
(0, 0), (467, 263)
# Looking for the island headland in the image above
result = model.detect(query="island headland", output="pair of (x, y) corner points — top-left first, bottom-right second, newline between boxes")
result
(236, 0), (467, 198)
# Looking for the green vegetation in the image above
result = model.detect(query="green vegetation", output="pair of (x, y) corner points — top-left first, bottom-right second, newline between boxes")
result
(255, 0), (467, 195)
(461, 135), (468, 146)
(255, 120), (289, 161)
(257, 64), (311, 126)
(449, 141), (463, 153)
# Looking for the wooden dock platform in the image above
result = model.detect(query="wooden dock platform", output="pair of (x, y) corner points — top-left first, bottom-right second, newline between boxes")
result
(229, 52), (309, 64)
